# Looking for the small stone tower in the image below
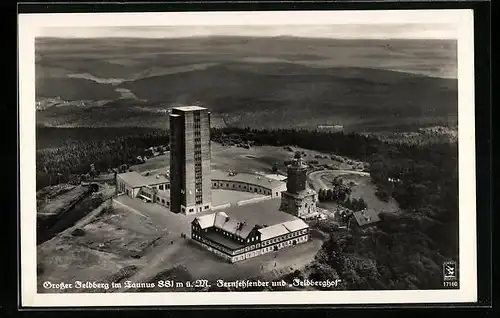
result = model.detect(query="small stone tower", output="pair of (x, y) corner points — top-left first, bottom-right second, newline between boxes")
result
(279, 152), (318, 218)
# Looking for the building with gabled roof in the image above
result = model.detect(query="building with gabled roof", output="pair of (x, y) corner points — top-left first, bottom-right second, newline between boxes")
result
(191, 211), (309, 263)
(353, 209), (381, 227)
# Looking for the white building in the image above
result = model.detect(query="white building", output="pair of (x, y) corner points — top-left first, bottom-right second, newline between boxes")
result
(191, 211), (309, 263)
(211, 170), (286, 198)
(116, 171), (170, 198)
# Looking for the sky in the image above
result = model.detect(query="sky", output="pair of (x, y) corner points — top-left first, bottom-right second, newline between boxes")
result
(40, 24), (458, 39)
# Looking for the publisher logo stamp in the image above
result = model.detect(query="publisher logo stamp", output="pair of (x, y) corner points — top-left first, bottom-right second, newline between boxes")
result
(443, 261), (457, 281)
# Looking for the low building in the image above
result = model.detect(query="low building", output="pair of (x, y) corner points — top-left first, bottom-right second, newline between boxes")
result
(116, 171), (170, 198)
(117, 169), (288, 211)
(211, 170), (286, 198)
(353, 209), (381, 227)
(191, 211), (309, 263)
(137, 185), (171, 208)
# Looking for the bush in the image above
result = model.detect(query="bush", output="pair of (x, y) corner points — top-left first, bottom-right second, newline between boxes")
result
(71, 228), (85, 237)
(375, 187), (391, 202)
(316, 219), (339, 233)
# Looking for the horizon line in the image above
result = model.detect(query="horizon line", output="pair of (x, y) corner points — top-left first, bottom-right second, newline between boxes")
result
(36, 35), (457, 40)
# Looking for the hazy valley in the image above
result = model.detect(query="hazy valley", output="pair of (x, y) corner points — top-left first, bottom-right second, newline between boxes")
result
(35, 36), (458, 133)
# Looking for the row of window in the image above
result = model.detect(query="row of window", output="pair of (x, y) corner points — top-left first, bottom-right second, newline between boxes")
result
(213, 181), (275, 195)
(197, 235), (233, 255)
(194, 233), (308, 260)
(234, 244), (259, 255)
(188, 205), (210, 213)
(232, 250), (260, 262)
(212, 227), (260, 244)
(261, 230), (308, 246)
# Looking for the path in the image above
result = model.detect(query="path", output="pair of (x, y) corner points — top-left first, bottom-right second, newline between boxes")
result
(308, 169), (370, 191)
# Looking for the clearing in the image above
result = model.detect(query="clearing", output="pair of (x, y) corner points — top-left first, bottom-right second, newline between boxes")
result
(308, 170), (399, 213)
(130, 142), (361, 176)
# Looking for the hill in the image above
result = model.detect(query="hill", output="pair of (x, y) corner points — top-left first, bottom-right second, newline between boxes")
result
(35, 36), (458, 132)
(119, 63), (458, 131)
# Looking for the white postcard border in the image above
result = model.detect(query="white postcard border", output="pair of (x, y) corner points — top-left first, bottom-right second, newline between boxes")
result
(19, 9), (477, 307)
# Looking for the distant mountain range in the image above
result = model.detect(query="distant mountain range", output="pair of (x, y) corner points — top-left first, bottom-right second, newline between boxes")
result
(35, 36), (458, 132)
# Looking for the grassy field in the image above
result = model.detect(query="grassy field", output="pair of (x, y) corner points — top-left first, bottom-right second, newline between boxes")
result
(319, 172), (399, 213)
(131, 142), (357, 176)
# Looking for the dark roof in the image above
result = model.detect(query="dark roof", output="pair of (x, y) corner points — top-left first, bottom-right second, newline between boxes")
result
(203, 231), (245, 250)
(194, 211), (257, 240)
(213, 212), (255, 239)
(353, 209), (381, 226)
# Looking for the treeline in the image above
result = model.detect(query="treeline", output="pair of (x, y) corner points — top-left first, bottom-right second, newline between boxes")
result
(36, 127), (170, 189)
(212, 127), (383, 159)
(309, 211), (448, 290)
(36, 126), (162, 149)
(213, 127), (458, 289)
(36, 126), (459, 290)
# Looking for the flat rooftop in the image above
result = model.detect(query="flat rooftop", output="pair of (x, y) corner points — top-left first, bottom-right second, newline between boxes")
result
(172, 106), (207, 112)
(118, 171), (169, 188)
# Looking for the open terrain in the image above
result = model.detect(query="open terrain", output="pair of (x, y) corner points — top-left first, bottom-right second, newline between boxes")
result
(34, 35), (459, 291)
(37, 142), (397, 293)
(37, 183), (116, 244)
(36, 37), (458, 132)
(308, 170), (399, 214)
(130, 142), (360, 177)
(38, 194), (322, 293)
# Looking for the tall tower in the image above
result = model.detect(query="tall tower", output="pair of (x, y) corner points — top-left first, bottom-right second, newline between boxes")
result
(279, 153), (318, 218)
(169, 106), (212, 215)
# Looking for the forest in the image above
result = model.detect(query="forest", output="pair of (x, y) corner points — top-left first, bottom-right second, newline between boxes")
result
(36, 127), (168, 188)
(37, 126), (458, 289)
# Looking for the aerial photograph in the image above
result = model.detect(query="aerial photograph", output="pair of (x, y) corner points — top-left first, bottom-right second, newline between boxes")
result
(35, 23), (459, 293)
